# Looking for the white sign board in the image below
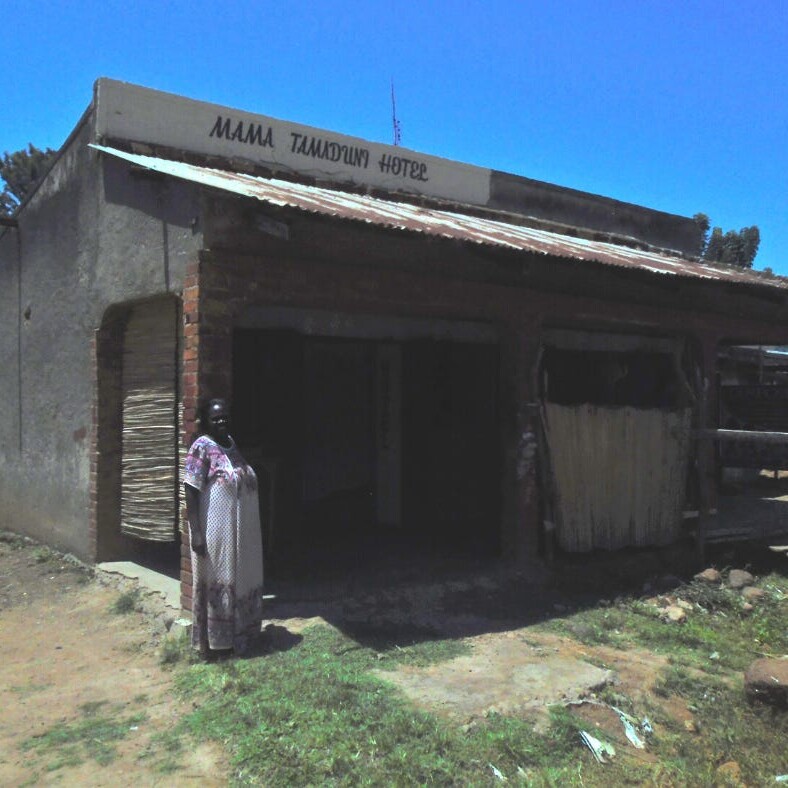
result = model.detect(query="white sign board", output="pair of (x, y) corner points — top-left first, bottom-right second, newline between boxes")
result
(95, 79), (491, 206)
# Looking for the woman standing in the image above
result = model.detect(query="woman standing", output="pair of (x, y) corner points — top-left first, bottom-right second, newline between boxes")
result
(184, 398), (264, 657)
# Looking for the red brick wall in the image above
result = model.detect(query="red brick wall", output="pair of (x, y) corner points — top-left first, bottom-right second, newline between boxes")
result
(176, 227), (788, 610)
(180, 259), (200, 610)
(177, 247), (550, 609)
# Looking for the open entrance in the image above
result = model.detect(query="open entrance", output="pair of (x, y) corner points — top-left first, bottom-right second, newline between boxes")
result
(231, 308), (501, 586)
(538, 329), (695, 553)
(94, 296), (181, 578)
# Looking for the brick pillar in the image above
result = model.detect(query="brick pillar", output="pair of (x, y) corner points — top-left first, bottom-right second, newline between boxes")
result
(180, 258), (200, 612)
(198, 258), (234, 403)
(179, 255), (237, 612)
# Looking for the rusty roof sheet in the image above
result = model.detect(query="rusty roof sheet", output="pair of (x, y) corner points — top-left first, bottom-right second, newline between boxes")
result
(91, 144), (787, 292)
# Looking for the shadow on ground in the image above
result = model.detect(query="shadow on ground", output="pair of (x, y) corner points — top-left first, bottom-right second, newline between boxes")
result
(261, 536), (786, 651)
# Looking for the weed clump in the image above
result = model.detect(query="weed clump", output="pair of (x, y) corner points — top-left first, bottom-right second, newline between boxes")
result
(110, 588), (142, 615)
(0, 530), (30, 549)
(159, 631), (193, 667)
(678, 580), (744, 614)
(21, 705), (147, 771)
(32, 546), (54, 564)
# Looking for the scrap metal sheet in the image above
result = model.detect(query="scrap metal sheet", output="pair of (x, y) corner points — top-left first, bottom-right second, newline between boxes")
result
(90, 144), (787, 291)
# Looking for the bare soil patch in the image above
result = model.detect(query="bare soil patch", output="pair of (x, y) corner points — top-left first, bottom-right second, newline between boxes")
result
(0, 534), (227, 786)
(5, 531), (774, 784)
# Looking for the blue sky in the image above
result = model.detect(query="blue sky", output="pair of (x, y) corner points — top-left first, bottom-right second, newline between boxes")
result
(3, 1), (786, 272)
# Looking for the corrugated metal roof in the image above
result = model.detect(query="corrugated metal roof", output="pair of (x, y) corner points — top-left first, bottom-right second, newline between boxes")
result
(91, 144), (787, 291)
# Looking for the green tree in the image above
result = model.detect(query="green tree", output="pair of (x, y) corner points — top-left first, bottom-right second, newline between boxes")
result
(0, 144), (57, 217)
(693, 212), (760, 269)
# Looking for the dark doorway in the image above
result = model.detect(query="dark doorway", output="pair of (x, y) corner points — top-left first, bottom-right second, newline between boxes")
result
(232, 327), (501, 584)
(402, 340), (501, 556)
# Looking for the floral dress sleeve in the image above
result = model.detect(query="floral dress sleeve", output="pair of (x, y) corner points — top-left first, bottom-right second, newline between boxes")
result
(185, 437), (209, 490)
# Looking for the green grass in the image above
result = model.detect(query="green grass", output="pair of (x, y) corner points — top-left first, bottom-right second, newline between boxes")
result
(648, 664), (788, 785)
(539, 572), (788, 785)
(21, 701), (148, 772)
(168, 625), (666, 786)
(544, 573), (788, 672)
(159, 630), (191, 666)
(344, 622), (470, 669)
(9, 682), (49, 696)
(137, 727), (187, 775)
(161, 571), (787, 786)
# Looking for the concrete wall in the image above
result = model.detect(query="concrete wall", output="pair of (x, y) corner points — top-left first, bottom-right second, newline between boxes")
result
(0, 118), (100, 556)
(489, 171), (703, 256)
(0, 114), (203, 560)
(0, 228), (21, 510)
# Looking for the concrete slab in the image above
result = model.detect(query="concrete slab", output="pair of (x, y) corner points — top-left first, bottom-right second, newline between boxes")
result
(378, 636), (613, 721)
(97, 562), (181, 611)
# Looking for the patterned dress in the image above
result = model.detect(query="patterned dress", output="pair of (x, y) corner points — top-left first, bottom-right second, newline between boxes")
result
(184, 435), (264, 652)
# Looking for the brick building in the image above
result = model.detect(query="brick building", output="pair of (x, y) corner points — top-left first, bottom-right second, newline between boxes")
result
(2, 79), (787, 610)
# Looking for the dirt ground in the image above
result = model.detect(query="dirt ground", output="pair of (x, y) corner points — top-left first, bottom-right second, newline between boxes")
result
(0, 534), (227, 786)
(0, 532), (701, 786)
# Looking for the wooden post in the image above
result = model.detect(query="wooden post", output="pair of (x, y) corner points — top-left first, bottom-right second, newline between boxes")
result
(500, 323), (540, 565)
(696, 375), (709, 568)
(534, 402), (557, 565)
(696, 333), (717, 569)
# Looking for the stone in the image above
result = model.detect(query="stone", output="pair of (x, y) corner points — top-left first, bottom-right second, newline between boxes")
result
(741, 602), (754, 615)
(694, 568), (722, 584)
(169, 617), (192, 637)
(744, 658), (788, 708)
(727, 569), (754, 589)
(676, 599), (694, 612)
(662, 605), (687, 623)
(740, 586), (766, 602)
(715, 761), (743, 785)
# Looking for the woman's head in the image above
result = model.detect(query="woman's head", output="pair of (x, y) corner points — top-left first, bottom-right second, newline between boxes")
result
(201, 398), (230, 442)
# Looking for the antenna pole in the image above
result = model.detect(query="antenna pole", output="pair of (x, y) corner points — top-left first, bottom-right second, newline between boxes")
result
(391, 79), (402, 146)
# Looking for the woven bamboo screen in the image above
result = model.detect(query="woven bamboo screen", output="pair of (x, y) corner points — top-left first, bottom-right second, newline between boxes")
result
(120, 299), (179, 542)
(544, 404), (692, 551)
